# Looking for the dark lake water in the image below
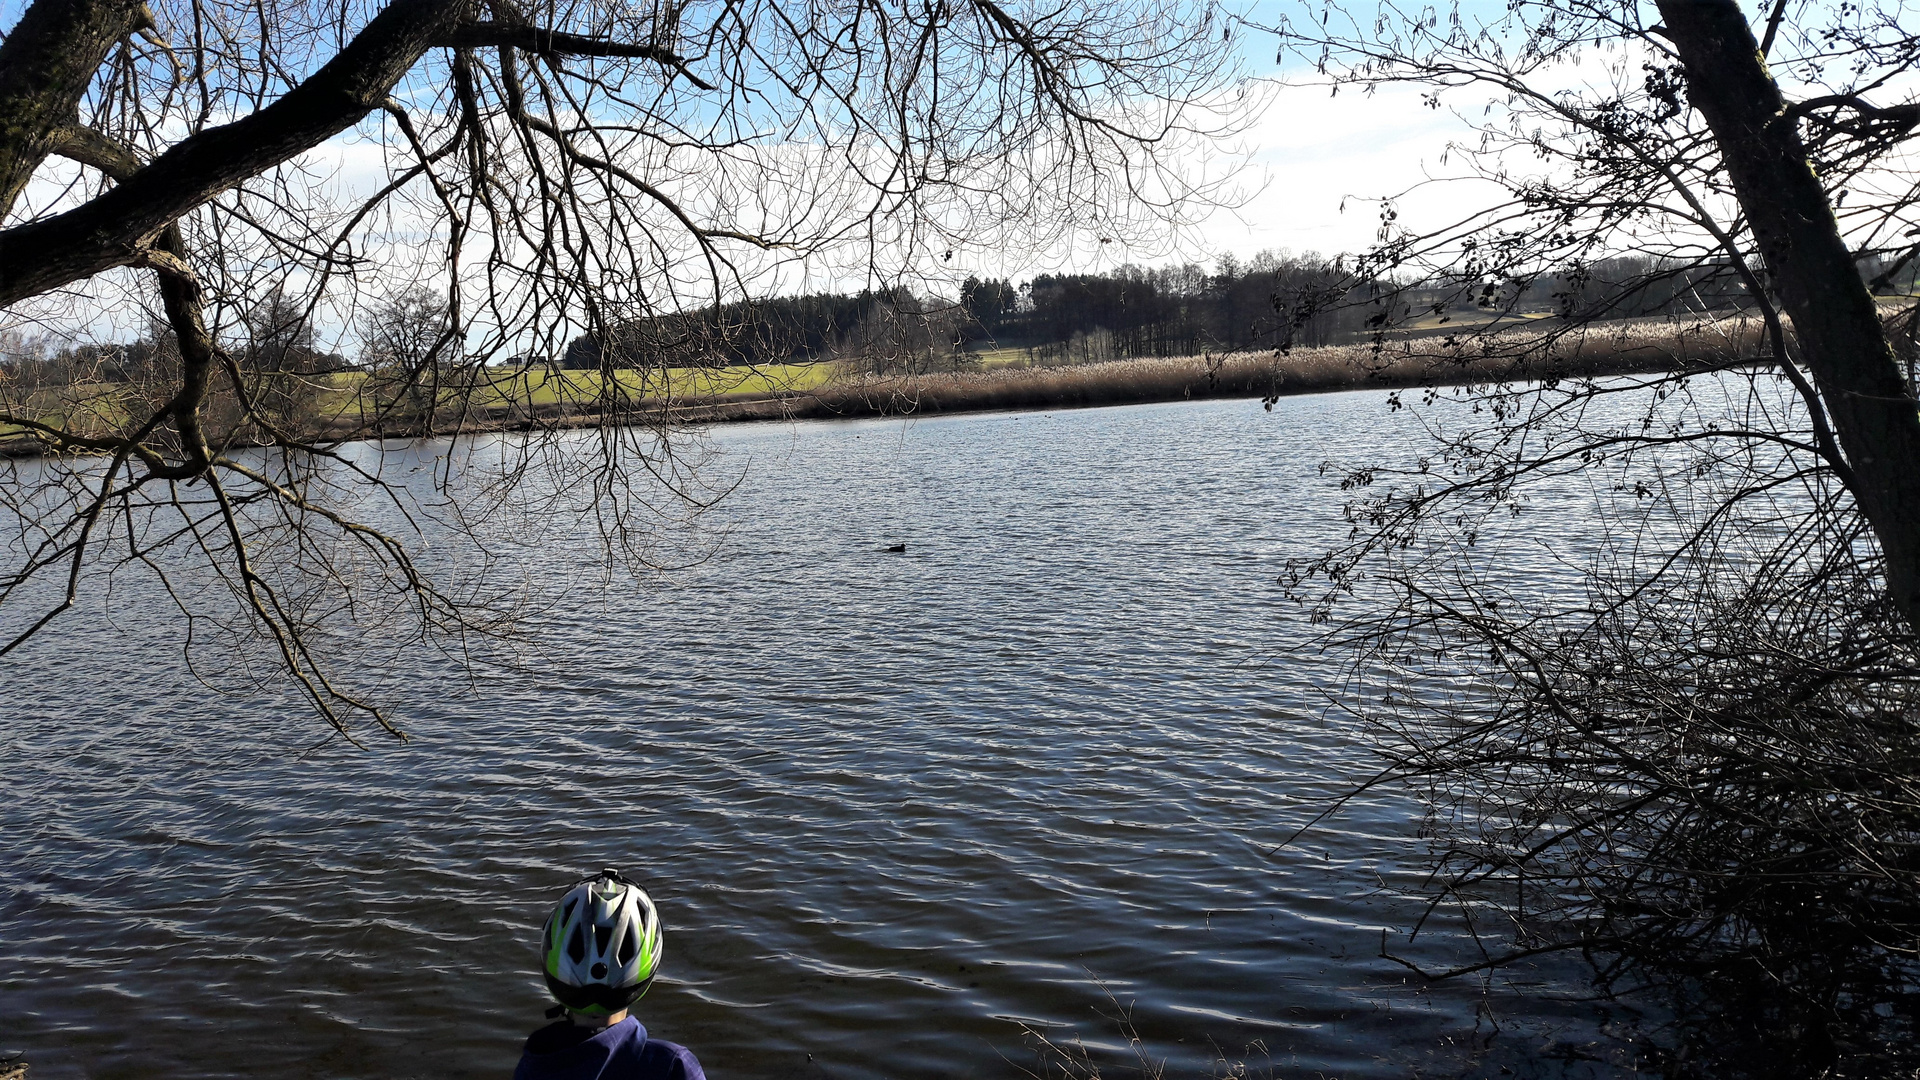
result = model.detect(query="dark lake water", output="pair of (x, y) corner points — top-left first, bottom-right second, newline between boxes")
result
(1, 394), (1655, 1079)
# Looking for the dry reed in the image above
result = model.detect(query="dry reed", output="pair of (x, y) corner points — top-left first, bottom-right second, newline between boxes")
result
(671, 315), (1758, 425)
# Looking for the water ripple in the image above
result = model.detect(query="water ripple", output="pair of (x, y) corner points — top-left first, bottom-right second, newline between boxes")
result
(2, 395), (1649, 1079)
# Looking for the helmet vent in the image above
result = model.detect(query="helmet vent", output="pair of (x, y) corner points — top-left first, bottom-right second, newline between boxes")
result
(567, 924), (588, 964)
(619, 924), (638, 966)
(594, 923), (613, 956)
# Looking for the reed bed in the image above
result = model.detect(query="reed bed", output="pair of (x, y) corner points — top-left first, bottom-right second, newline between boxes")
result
(700, 314), (1761, 424)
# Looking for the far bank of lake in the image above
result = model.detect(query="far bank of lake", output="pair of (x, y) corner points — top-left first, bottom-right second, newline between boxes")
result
(0, 315), (1757, 457)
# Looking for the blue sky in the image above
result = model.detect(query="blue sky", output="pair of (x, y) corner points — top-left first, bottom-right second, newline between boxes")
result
(4, 0), (1754, 324)
(0, 0), (1483, 273)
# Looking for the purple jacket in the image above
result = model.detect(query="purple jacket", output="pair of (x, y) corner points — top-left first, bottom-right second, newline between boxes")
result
(513, 1017), (706, 1080)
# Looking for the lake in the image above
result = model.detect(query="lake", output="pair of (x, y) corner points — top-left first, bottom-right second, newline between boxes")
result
(0, 393), (1653, 1079)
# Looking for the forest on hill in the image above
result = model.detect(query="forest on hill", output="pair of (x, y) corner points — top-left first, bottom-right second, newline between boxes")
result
(561, 249), (1915, 375)
(551, 254), (1344, 373)
(7, 250), (1911, 386)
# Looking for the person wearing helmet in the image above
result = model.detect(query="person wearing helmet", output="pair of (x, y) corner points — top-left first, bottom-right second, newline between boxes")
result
(513, 869), (706, 1080)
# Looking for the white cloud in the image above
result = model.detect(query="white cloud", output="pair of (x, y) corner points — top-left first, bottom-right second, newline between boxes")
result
(1186, 80), (1484, 261)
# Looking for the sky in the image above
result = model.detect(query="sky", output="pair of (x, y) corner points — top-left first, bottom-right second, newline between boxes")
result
(0, 0), (1656, 346)
(1163, 0), (1522, 269)
(1105, 81), (1473, 270)
(934, 1), (1500, 278)
(295, 6), (1484, 287)
(0, 0), (1479, 266)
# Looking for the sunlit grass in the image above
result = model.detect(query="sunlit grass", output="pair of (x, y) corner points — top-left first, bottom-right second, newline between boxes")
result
(312, 360), (837, 414)
(3, 362), (840, 443)
(456, 361), (838, 408)
(1398, 309), (1557, 332)
(967, 346), (1033, 369)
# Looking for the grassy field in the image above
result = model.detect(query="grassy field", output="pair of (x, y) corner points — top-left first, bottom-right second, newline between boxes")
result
(452, 361), (839, 408)
(305, 360), (838, 414)
(791, 315), (1768, 421)
(3, 360), (841, 441)
(966, 347), (1034, 369)
(1397, 309), (1558, 332)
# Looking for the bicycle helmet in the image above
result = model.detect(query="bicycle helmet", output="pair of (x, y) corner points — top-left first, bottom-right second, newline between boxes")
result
(541, 868), (664, 1017)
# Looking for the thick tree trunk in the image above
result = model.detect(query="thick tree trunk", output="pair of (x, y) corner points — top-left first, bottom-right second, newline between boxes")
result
(1656, 0), (1920, 634)
(0, 0), (465, 307)
(0, 0), (147, 220)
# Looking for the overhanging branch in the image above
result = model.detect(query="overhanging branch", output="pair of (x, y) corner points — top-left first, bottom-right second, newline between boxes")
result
(438, 22), (716, 89)
(0, 0), (462, 308)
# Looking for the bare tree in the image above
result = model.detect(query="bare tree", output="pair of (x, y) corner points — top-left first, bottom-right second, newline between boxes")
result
(357, 285), (454, 427)
(1259, 0), (1920, 1068)
(836, 289), (971, 374)
(0, 0), (1243, 736)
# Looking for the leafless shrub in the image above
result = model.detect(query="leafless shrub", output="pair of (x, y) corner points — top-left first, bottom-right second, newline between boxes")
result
(1285, 364), (1920, 1075)
(1250, 0), (1920, 1065)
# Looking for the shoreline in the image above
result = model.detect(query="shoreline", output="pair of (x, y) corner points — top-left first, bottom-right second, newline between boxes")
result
(2, 326), (1751, 457)
(399, 330), (1728, 437)
(655, 345), (1700, 427)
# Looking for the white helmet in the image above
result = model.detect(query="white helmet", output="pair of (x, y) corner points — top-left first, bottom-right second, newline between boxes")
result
(541, 869), (664, 1016)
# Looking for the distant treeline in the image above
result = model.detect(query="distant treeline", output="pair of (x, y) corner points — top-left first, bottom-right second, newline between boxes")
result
(564, 252), (1373, 371)
(560, 287), (930, 371)
(9, 252), (1915, 384)
(967, 253), (1357, 359)
(1, 291), (350, 389)
(563, 249), (1869, 372)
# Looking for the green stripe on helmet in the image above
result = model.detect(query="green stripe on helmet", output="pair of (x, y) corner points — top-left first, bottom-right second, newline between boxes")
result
(544, 912), (563, 978)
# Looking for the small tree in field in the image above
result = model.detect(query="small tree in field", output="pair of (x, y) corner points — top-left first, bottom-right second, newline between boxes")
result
(357, 286), (455, 431)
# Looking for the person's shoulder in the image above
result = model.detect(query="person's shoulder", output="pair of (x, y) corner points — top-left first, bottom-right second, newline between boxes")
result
(523, 1021), (599, 1057)
(636, 1036), (706, 1080)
